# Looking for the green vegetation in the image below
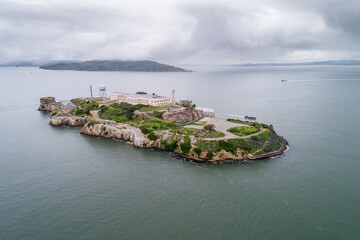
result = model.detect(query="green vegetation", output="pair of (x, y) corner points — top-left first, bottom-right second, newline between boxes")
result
(227, 126), (260, 137)
(164, 139), (178, 151)
(50, 109), (59, 116)
(194, 148), (202, 156)
(194, 128), (270, 156)
(227, 118), (269, 129)
(99, 102), (175, 134)
(70, 98), (86, 106)
(172, 127), (225, 138)
(147, 132), (158, 141)
(152, 111), (164, 118)
(180, 136), (192, 155)
(259, 130), (269, 140)
(40, 60), (188, 72)
(190, 121), (207, 126)
(255, 130), (285, 155)
(70, 100), (100, 116)
(206, 151), (214, 159)
(139, 106), (169, 111)
(98, 102), (144, 122)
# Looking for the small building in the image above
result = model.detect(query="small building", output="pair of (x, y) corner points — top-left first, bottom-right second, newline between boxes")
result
(109, 92), (170, 106)
(180, 99), (192, 107)
(196, 107), (215, 118)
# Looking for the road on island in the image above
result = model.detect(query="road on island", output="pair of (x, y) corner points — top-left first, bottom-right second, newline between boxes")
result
(186, 117), (266, 140)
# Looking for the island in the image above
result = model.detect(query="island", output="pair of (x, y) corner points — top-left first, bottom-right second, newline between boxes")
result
(40, 60), (189, 72)
(38, 93), (287, 163)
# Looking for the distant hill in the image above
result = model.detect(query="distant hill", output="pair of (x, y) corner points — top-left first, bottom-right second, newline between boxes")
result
(0, 61), (39, 67)
(40, 60), (189, 72)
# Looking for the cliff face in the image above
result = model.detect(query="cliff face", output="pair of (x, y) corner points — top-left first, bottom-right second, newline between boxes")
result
(80, 121), (152, 147)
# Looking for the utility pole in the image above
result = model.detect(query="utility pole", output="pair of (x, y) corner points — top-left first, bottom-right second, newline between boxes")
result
(90, 85), (93, 99)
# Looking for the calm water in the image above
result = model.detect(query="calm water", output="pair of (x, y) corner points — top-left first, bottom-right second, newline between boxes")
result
(0, 66), (360, 239)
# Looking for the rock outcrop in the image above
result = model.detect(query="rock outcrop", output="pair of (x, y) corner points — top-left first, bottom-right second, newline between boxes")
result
(80, 121), (152, 147)
(49, 111), (87, 127)
(162, 108), (199, 122)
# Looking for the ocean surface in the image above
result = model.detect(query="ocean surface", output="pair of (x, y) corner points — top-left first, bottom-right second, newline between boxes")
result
(0, 65), (359, 239)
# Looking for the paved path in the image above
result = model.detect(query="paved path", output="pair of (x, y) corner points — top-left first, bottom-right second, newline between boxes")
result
(186, 117), (265, 140)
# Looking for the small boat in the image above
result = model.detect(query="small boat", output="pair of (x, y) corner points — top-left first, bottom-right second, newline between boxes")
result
(281, 79), (287, 82)
(245, 115), (256, 120)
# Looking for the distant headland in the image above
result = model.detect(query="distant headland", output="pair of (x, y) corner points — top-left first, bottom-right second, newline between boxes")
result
(39, 60), (190, 72)
(38, 88), (287, 164)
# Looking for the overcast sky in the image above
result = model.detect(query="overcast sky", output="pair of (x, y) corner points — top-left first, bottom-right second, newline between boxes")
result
(0, 0), (359, 64)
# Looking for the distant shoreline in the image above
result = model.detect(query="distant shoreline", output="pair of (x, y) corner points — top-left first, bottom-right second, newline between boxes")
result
(39, 60), (191, 72)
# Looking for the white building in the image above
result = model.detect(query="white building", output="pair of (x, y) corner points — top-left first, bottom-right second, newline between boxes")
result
(109, 92), (171, 106)
(196, 107), (215, 118)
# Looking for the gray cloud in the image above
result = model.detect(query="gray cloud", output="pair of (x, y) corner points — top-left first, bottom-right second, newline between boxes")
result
(0, 0), (359, 64)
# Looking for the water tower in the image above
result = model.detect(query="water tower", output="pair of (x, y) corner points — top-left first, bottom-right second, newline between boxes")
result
(99, 85), (107, 98)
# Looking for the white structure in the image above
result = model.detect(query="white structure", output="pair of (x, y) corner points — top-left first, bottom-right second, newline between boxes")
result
(196, 107), (215, 118)
(172, 89), (175, 106)
(109, 92), (170, 106)
(99, 85), (107, 98)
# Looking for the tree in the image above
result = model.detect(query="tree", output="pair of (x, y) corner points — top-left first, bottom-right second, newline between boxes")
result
(203, 124), (215, 131)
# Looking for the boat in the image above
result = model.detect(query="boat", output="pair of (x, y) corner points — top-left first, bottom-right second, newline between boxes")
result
(245, 115), (256, 120)
(281, 79), (287, 82)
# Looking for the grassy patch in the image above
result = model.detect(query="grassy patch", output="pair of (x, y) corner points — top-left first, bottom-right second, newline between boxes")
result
(172, 127), (225, 138)
(227, 126), (260, 137)
(190, 121), (207, 126)
(259, 130), (269, 140)
(70, 100), (100, 116)
(139, 106), (169, 112)
(227, 118), (269, 129)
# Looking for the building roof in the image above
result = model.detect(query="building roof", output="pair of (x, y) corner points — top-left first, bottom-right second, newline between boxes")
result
(196, 107), (215, 113)
(111, 92), (169, 99)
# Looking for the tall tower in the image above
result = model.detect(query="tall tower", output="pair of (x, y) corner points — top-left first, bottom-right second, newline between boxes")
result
(90, 85), (93, 99)
(172, 89), (175, 106)
(99, 85), (107, 98)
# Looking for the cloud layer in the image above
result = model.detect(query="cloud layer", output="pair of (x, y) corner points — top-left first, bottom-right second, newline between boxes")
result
(0, 0), (359, 64)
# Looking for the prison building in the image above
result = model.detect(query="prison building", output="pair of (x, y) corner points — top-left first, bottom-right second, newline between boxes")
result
(109, 92), (171, 106)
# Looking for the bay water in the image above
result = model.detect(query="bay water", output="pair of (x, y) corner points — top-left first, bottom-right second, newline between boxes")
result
(0, 65), (359, 239)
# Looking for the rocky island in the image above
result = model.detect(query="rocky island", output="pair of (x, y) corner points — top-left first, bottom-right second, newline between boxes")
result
(38, 95), (287, 163)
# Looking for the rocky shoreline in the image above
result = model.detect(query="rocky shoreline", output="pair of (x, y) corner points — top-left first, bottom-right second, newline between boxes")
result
(38, 97), (288, 164)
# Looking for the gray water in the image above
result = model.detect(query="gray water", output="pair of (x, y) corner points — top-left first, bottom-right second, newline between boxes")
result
(0, 66), (359, 239)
